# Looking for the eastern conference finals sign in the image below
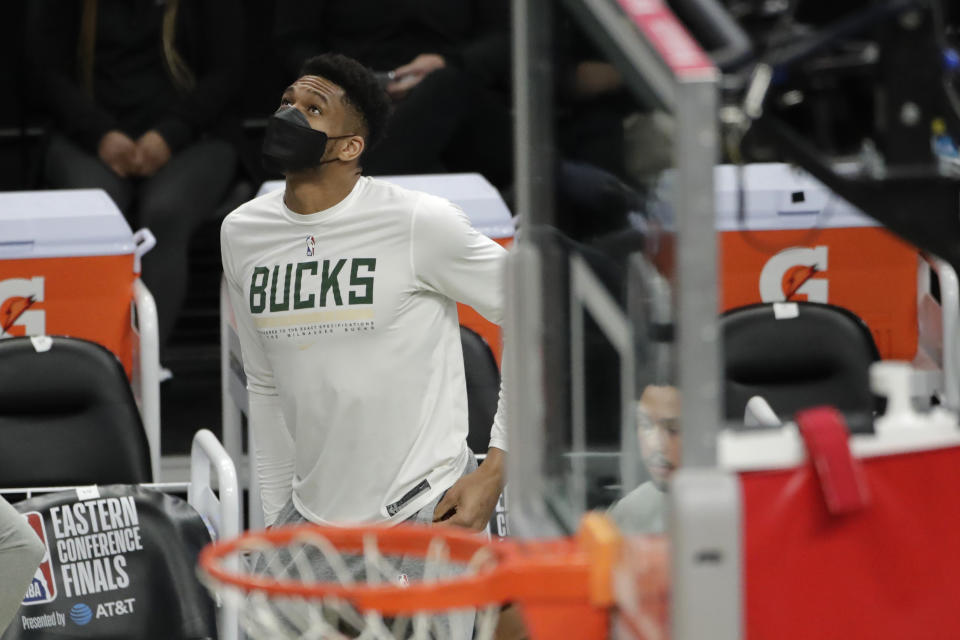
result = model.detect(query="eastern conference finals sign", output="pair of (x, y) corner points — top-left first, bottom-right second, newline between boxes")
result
(19, 493), (142, 632)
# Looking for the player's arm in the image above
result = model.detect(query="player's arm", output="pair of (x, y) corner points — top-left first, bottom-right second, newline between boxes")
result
(433, 367), (508, 529)
(412, 197), (510, 529)
(221, 220), (295, 527)
(411, 197), (507, 324)
(246, 393), (295, 527)
(433, 446), (506, 530)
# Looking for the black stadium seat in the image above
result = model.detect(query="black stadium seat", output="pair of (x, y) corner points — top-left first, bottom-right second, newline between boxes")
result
(1, 485), (217, 640)
(0, 336), (152, 487)
(460, 326), (501, 454)
(722, 302), (880, 431)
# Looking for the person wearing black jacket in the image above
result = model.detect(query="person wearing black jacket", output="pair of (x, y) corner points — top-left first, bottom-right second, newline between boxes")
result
(273, 0), (513, 188)
(26, 0), (243, 359)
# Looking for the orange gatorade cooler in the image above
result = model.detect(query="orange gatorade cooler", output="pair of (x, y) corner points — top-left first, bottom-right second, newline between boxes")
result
(0, 189), (153, 377)
(717, 164), (919, 360)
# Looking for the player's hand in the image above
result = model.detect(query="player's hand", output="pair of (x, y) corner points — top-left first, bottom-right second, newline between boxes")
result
(98, 130), (138, 177)
(433, 448), (505, 531)
(133, 130), (172, 177)
(387, 53), (445, 100)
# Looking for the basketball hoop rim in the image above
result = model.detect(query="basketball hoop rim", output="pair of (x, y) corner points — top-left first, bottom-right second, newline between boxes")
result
(197, 519), (618, 614)
(198, 522), (520, 610)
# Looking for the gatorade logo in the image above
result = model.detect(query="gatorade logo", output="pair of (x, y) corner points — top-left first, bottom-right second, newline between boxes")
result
(759, 246), (828, 303)
(0, 277), (45, 337)
(22, 511), (57, 605)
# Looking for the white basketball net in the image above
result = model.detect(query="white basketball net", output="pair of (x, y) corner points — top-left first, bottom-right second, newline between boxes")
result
(200, 529), (501, 640)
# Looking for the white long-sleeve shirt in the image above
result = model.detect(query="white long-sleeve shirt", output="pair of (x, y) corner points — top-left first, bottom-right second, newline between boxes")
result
(221, 176), (508, 525)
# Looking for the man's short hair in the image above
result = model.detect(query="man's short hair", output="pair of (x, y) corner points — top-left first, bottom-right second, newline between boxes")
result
(298, 54), (392, 154)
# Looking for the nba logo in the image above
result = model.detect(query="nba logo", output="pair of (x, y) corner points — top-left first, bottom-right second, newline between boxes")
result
(22, 511), (56, 605)
(306, 236), (316, 257)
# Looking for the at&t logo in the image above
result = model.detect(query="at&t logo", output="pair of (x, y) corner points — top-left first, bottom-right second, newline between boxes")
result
(69, 603), (92, 626)
(67, 598), (137, 625)
(96, 597), (136, 619)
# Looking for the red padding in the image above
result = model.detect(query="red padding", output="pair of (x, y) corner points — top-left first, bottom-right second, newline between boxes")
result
(743, 434), (960, 639)
(795, 406), (871, 515)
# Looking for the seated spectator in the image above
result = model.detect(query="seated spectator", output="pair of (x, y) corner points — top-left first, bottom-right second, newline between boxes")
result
(26, 0), (243, 362)
(273, 0), (513, 188)
(555, 17), (635, 183)
(609, 384), (681, 534)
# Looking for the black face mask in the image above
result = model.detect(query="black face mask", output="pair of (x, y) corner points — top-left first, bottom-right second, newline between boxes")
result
(261, 107), (352, 174)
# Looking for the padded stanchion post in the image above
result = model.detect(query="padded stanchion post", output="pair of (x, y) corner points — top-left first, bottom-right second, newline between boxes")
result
(669, 468), (742, 640)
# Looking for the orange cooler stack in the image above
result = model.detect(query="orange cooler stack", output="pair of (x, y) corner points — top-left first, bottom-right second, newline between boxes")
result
(717, 164), (919, 360)
(0, 189), (141, 376)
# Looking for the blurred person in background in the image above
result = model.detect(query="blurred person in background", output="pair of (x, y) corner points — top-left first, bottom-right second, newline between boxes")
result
(609, 384), (681, 534)
(273, 0), (513, 189)
(0, 496), (44, 634)
(26, 0), (243, 364)
(555, 18), (634, 183)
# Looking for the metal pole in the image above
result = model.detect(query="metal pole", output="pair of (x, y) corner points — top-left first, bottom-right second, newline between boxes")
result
(512, 0), (555, 229)
(507, 0), (565, 538)
(674, 78), (722, 467)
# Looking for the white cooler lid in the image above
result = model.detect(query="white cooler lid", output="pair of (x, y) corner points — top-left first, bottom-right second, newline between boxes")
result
(257, 173), (515, 239)
(714, 163), (879, 231)
(0, 189), (134, 258)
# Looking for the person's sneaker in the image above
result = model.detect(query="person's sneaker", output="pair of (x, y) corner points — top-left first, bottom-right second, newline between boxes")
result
(159, 366), (174, 383)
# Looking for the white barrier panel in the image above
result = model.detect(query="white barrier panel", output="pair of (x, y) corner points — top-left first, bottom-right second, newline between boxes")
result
(0, 189), (136, 258)
(713, 163), (879, 231)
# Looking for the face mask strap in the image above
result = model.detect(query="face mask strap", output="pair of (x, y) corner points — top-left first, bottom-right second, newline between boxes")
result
(314, 133), (359, 166)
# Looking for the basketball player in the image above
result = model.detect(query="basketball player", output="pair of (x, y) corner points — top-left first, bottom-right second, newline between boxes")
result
(222, 53), (507, 545)
(0, 496), (45, 633)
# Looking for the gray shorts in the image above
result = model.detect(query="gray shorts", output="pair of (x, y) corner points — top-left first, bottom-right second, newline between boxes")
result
(273, 452), (478, 575)
(260, 453), (480, 638)
(0, 496), (46, 629)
